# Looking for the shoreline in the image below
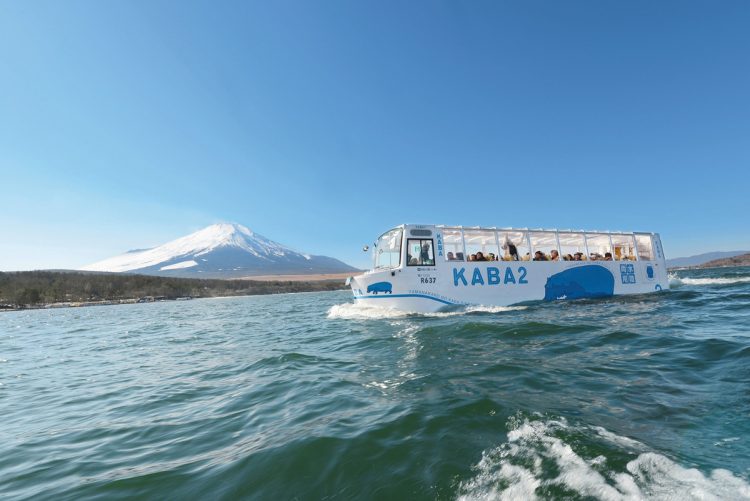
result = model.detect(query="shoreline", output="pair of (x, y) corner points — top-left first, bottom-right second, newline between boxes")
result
(235, 272), (357, 281)
(668, 263), (750, 272)
(0, 286), (349, 313)
(0, 270), (349, 313)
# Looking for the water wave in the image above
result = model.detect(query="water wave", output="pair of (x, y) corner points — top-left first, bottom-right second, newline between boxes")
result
(3, 282), (750, 500)
(457, 415), (750, 500)
(464, 305), (528, 314)
(670, 275), (750, 286)
(327, 302), (414, 319)
(327, 302), (526, 320)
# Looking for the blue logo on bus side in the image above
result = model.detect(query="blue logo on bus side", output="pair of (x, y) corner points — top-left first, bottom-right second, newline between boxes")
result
(544, 265), (614, 300)
(453, 267), (528, 286)
(367, 282), (393, 294)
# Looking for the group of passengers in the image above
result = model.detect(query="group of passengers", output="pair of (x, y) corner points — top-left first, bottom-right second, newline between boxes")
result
(468, 251), (498, 262)
(446, 249), (625, 262)
(533, 250), (615, 261)
(532, 250), (556, 261)
(587, 252), (615, 261)
(446, 251), (502, 261)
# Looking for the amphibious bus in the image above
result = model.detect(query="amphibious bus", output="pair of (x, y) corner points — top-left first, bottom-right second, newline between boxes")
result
(347, 224), (668, 313)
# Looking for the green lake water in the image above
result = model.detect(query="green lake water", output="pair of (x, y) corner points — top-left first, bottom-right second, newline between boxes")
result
(1, 267), (749, 500)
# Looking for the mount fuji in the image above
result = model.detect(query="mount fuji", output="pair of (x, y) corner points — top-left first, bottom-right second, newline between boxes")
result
(80, 223), (358, 278)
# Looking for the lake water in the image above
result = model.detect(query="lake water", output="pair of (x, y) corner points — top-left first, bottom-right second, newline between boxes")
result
(1, 267), (749, 500)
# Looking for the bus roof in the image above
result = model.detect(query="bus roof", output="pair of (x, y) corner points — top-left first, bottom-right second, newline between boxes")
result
(399, 224), (658, 236)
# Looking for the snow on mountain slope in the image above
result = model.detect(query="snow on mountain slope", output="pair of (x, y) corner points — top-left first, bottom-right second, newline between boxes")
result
(81, 223), (357, 278)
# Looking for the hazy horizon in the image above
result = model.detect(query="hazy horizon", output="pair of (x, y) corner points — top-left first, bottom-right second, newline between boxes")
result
(1, 220), (747, 273)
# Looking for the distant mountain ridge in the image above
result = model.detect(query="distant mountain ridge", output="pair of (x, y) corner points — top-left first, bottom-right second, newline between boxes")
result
(697, 253), (750, 269)
(666, 250), (750, 269)
(81, 223), (358, 278)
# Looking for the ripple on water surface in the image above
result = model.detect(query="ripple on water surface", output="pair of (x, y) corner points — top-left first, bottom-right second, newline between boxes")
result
(1, 267), (749, 500)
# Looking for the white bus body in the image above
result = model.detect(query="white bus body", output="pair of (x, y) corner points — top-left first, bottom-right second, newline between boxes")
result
(347, 224), (668, 313)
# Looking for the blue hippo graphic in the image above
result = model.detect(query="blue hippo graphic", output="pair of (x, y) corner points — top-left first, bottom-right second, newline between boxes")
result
(367, 281), (393, 294)
(544, 265), (615, 301)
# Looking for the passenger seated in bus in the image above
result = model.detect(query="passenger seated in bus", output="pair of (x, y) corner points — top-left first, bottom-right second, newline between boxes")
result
(590, 253), (603, 261)
(468, 254), (476, 261)
(502, 237), (519, 261)
(564, 254), (574, 261)
(603, 252), (613, 261)
(550, 250), (560, 261)
(475, 251), (487, 261)
(409, 257), (419, 265)
(488, 252), (496, 261)
(533, 251), (548, 261)
(522, 252), (531, 261)
(447, 252), (455, 260)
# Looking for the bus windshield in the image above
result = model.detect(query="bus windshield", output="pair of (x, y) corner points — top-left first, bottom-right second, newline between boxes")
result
(374, 228), (403, 269)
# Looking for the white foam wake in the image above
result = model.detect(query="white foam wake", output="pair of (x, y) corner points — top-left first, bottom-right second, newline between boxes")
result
(669, 273), (750, 287)
(464, 305), (528, 314)
(326, 302), (526, 320)
(327, 302), (413, 319)
(457, 416), (750, 501)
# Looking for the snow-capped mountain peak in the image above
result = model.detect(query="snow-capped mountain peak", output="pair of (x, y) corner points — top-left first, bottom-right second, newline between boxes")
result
(80, 223), (354, 277)
(169, 223), (289, 258)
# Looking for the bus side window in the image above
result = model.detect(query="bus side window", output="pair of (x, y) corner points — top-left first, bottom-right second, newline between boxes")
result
(611, 234), (636, 261)
(635, 235), (654, 261)
(529, 231), (558, 261)
(499, 231), (529, 261)
(442, 229), (464, 261)
(585, 233), (612, 261)
(558, 232), (585, 261)
(463, 229), (500, 261)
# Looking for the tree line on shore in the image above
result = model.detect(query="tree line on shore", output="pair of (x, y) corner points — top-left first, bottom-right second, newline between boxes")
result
(0, 271), (346, 308)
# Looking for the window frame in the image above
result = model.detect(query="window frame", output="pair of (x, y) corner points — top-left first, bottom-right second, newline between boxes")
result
(529, 231), (560, 261)
(497, 229), (531, 261)
(557, 231), (587, 261)
(442, 228), (465, 261)
(406, 238), (436, 267)
(462, 229), (501, 261)
(634, 233), (655, 261)
(373, 227), (403, 270)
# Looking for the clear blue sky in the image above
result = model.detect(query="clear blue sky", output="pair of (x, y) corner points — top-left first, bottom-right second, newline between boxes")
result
(1, 1), (748, 271)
